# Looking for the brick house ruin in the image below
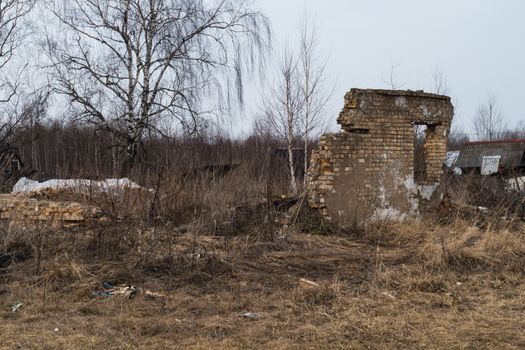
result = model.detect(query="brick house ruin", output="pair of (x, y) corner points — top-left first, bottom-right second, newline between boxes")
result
(307, 88), (454, 228)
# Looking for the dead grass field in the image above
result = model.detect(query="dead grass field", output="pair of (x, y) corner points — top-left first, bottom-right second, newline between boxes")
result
(1, 219), (525, 349)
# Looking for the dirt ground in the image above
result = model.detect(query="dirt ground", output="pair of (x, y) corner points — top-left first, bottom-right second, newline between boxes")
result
(0, 221), (524, 349)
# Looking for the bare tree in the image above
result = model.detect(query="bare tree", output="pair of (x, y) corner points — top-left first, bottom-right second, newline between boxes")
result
(0, 0), (34, 77)
(382, 60), (405, 90)
(1, 87), (49, 144)
(473, 94), (506, 141)
(44, 0), (270, 175)
(298, 14), (332, 186)
(497, 120), (525, 141)
(261, 48), (302, 195)
(430, 65), (449, 95)
(448, 125), (469, 150)
(0, 0), (36, 140)
(511, 120), (525, 139)
(428, 66), (467, 150)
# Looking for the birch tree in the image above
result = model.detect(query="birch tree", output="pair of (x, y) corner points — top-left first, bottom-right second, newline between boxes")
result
(44, 0), (270, 175)
(260, 15), (332, 194)
(298, 14), (331, 185)
(262, 48), (302, 195)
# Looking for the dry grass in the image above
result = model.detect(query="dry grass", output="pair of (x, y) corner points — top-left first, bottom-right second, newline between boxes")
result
(1, 216), (525, 349)
(363, 218), (525, 272)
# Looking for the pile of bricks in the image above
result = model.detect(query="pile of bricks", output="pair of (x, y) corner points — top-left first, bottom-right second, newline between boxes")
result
(0, 194), (102, 224)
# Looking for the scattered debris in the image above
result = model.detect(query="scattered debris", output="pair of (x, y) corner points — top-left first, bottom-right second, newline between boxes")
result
(91, 283), (140, 299)
(299, 278), (319, 289)
(241, 312), (262, 319)
(91, 283), (165, 300)
(382, 292), (397, 300)
(443, 292), (460, 309)
(444, 151), (461, 174)
(144, 290), (166, 299)
(477, 206), (489, 213)
(91, 290), (112, 298)
(185, 252), (205, 260)
(11, 301), (22, 312)
(507, 176), (525, 191)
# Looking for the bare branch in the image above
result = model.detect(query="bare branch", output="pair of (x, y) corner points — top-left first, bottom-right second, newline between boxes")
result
(0, 0), (36, 142)
(473, 94), (506, 141)
(44, 0), (271, 175)
(431, 65), (449, 95)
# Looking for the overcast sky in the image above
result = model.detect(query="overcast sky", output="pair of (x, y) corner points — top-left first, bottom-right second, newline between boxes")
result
(241, 0), (525, 137)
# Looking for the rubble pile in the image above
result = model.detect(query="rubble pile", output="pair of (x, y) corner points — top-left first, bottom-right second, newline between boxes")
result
(0, 194), (102, 223)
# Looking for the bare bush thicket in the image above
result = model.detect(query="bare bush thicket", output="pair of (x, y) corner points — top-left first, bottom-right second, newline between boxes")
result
(13, 122), (288, 181)
(447, 126), (470, 150)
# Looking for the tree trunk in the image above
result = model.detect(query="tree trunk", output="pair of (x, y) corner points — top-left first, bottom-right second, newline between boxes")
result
(304, 137), (308, 187)
(287, 141), (298, 195)
(121, 135), (139, 177)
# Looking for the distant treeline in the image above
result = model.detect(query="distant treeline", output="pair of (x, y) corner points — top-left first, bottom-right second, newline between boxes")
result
(11, 120), (313, 185)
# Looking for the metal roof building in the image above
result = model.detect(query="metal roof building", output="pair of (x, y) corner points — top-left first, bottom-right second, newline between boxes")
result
(455, 140), (525, 174)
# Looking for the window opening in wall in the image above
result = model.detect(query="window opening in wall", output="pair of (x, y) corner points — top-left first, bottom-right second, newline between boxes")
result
(414, 124), (427, 182)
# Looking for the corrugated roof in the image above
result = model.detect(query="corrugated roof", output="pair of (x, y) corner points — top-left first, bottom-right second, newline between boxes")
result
(455, 141), (525, 168)
(463, 139), (525, 146)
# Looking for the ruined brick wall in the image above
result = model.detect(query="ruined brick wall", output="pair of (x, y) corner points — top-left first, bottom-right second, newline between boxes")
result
(307, 89), (453, 228)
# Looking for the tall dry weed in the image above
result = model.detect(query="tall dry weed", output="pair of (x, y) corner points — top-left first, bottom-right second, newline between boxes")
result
(366, 218), (525, 272)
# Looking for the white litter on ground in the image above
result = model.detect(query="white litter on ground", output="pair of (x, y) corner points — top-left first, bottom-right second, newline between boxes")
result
(12, 177), (149, 194)
(506, 176), (525, 192)
(444, 151), (459, 168)
(444, 151), (462, 175)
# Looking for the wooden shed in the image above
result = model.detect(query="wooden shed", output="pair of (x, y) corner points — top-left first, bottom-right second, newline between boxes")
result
(0, 145), (26, 192)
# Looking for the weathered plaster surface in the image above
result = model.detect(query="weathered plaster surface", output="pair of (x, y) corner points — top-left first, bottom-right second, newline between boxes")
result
(307, 89), (453, 228)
